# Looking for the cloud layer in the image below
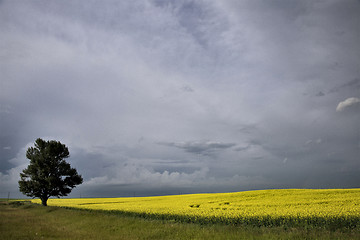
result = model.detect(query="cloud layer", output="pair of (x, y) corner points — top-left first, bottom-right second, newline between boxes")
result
(1, 0), (359, 198)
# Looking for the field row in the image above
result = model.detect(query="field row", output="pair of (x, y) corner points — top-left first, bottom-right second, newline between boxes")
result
(32, 189), (360, 229)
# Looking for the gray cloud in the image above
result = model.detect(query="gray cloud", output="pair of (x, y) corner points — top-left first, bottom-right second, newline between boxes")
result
(159, 141), (236, 155)
(181, 85), (194, 92)
(330, 78), (360, 93)
(315, 91), (325, 97)
(1, 0), (359, 198)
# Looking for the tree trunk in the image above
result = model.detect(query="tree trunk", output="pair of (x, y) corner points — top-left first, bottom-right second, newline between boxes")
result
(41, 197), (48, 206)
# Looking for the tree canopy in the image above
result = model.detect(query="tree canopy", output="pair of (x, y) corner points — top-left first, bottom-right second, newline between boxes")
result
(19, 138), (83, 206)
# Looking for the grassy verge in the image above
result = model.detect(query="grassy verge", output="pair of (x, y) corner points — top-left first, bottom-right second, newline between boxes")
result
(1, 201), (359, 240)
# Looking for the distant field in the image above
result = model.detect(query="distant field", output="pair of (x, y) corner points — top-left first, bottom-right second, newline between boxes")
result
(32, 189), (360, 229)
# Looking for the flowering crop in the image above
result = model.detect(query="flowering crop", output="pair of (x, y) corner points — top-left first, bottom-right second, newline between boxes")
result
(32, 189), (360, 229)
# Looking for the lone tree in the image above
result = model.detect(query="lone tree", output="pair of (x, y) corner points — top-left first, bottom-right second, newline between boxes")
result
(19, 138), (83, 206)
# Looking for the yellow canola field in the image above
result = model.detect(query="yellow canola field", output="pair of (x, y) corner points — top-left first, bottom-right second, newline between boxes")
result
(32, 189), (360, 226)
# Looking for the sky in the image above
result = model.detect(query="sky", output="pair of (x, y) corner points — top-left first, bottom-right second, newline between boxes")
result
(1, 0), (359, 198)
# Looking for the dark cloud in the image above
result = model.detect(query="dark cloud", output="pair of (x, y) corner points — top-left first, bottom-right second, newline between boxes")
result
(238, 124), (258, 134)
(1, 0), (359, 198)
(159, 141), (236, 155)
(234, 145), (250, 152)
(181, 85), (194, 92)
(315, 91), (325, 97)
(330, 78), (360, 93)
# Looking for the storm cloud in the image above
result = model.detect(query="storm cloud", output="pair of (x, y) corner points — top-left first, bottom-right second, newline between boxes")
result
(1, 0), (359, 198)
(159, 141), (236, 155)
